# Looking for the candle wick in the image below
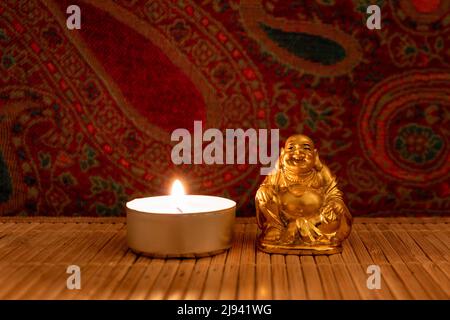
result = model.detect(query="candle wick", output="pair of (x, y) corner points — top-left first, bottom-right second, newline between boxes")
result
(176, 206), (183, 213)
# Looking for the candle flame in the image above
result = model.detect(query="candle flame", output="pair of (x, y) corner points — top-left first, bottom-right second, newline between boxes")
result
(171, 179), (185, 213)
(171, 179), (185, 197)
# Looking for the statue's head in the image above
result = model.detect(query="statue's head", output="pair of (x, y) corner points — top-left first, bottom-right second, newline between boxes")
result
(280, 134), (322, 175)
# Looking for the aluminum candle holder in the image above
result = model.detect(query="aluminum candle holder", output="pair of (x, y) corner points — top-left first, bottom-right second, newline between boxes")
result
(127, 180), (236, 258)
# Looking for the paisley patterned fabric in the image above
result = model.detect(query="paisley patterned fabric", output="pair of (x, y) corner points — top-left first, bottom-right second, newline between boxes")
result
(0, 0), (449, 216)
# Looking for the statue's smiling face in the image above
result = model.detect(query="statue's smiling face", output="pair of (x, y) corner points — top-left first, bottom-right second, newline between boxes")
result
(282, 135), (316, 174)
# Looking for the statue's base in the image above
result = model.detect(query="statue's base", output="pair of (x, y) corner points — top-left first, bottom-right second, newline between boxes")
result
(257, 241), (342, 255)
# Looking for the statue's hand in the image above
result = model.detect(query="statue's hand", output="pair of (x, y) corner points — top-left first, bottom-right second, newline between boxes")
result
(320, 201), (344, 224)
(256, 185), (276, 204)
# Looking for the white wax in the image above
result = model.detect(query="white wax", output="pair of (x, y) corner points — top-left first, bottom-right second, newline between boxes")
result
(126, 195), (236, 214)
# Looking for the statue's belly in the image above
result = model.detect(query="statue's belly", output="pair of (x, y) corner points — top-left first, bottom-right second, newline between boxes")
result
(279, 185), (324, 219)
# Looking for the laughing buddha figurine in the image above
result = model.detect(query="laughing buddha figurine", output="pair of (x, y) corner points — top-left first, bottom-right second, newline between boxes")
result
(255, 134), (352, 255)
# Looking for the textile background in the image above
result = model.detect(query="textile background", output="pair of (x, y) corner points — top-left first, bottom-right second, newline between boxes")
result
(0, 0), (449, 216)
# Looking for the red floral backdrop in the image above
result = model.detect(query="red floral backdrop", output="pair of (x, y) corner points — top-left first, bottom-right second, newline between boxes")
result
(0, 0), (449, 217)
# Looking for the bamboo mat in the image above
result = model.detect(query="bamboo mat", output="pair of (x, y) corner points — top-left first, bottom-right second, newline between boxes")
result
(0, 217), (448, 300)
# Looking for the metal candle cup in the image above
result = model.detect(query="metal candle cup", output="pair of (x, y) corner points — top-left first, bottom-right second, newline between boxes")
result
(126, 180), (236, 258)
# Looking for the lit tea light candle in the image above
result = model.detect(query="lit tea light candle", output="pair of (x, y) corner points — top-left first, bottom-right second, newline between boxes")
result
(126, 179), (236, 258)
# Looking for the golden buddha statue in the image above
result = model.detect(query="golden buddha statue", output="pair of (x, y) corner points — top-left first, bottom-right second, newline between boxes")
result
(255, 134), (352, 255)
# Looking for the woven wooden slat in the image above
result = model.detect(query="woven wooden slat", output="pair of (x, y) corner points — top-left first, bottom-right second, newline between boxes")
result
(0, 217), (448, 300)
(200, 251), (227, 300)
(217, 223), (245, 300)
(183, 257), (212, 300)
